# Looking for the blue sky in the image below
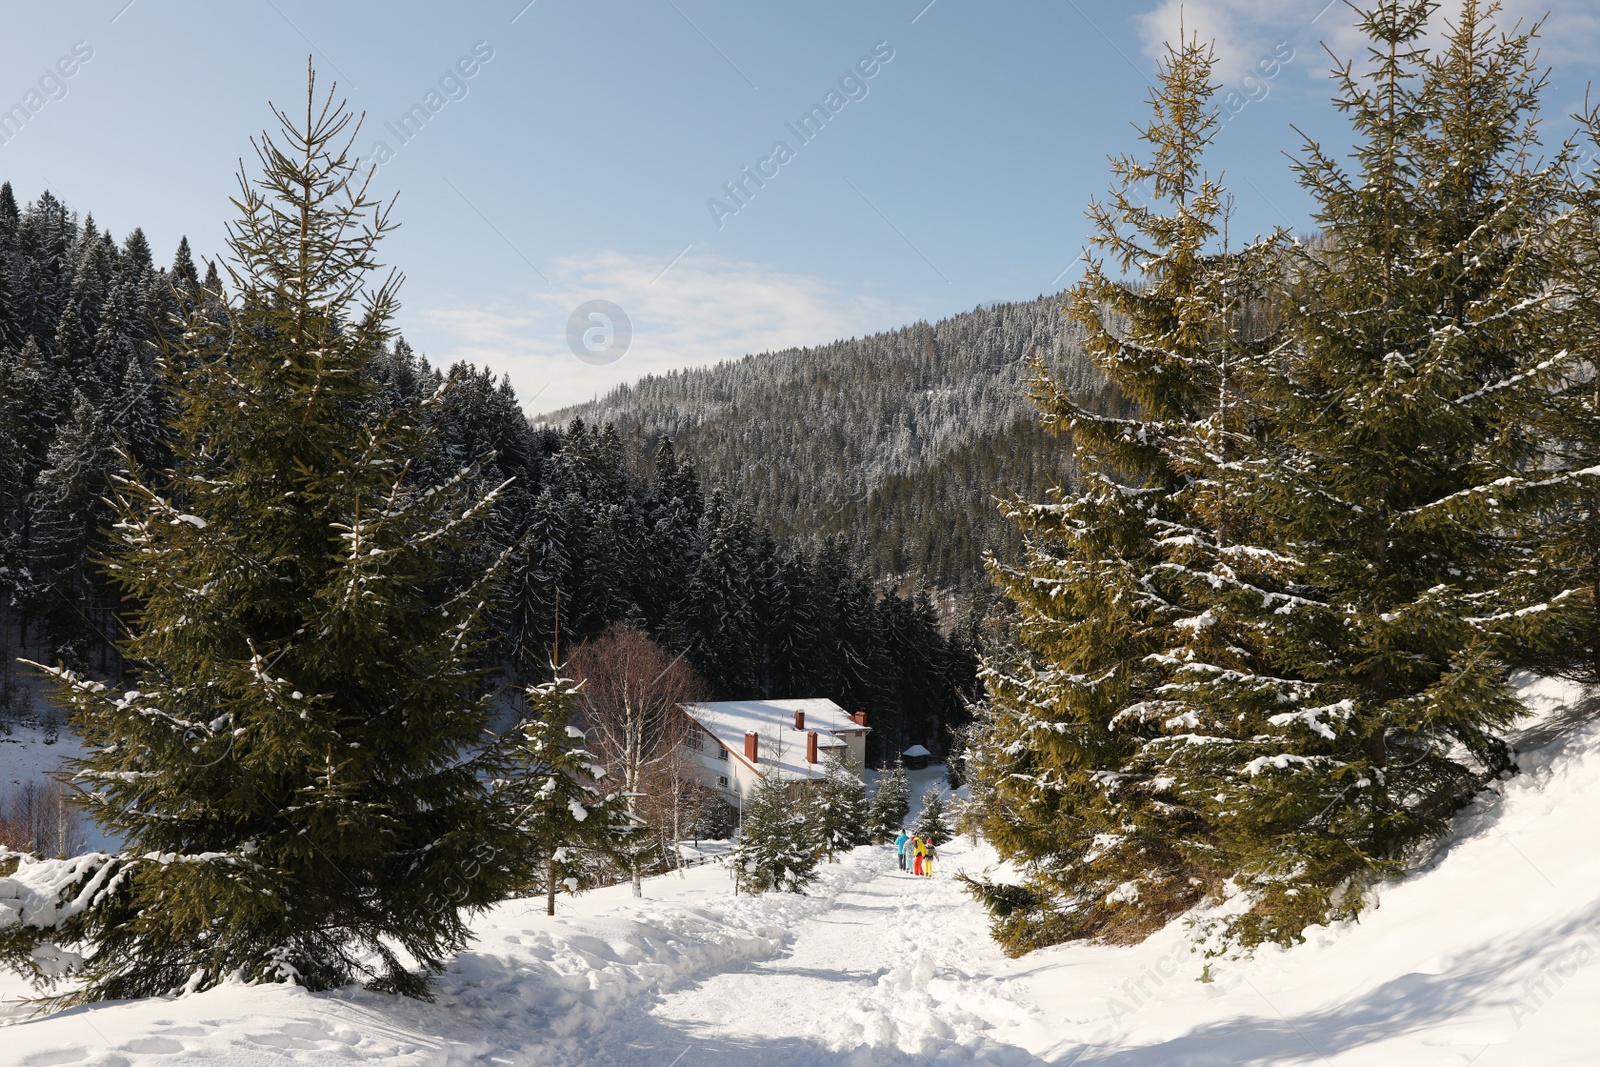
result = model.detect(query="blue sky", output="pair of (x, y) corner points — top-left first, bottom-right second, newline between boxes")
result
(2, 0), (1597, 411)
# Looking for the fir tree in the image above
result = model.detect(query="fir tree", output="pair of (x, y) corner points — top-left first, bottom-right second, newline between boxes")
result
(1172, 0), (1567, 949)
(1519, 95), (1600, 685)
(0, 342), (55, 599)
(867, 761), (911, 841)
(492, 675), (626, 916)
(121, 227), (153, 274)
(690, 794), (739, 840)
(12, 69), (532, 1001)
(967, 28), (1240, 953)
(29, 391), (117, 664)
(0, 181), (18, 229)
(506, 486), (571, 674)
(729, 772), (818, 894)
(913, 789), (952, 847)
(689, 489), (758, 694)
(170, 235), (196, 285)
(808, 755), (869, 861)
(52, 300), (94, 394)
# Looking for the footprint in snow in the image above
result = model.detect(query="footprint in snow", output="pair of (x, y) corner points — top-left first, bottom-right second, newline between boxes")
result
(123, 1036), (183, 1054)
(23, 1050), (89, 1067)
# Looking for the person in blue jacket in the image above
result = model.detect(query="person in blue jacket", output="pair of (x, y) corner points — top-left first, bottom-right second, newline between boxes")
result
(895, 829), (910, 872)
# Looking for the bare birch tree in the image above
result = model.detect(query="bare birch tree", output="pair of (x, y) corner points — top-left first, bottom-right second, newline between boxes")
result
(566, 623), (707, 895)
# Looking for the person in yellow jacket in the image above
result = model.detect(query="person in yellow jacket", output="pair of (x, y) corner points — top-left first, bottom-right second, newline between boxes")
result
(912, 834), (926, 876)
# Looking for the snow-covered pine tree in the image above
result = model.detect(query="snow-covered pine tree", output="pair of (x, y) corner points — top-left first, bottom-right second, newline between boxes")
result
(730, 771), (819, 894)
(808, 754), (869, 861)
(29, 391), (118, 665)
(492, 675), (627, 916)
(0, 341), (54, 632)
(169, 235), (200, 308)
(967, 29), (1242, 953)
(16, 191), (73, 353)
(1178, 0), (1569, 948)
(506, 485), (572, 676)
(12, 69), (532, 1001)
(89, 281), (138, 401)
(1518, 96), (1600, 685)
(810, 537), (889, 723)
(52, 300), (94, 400)
(867, 760), (910, 841)
(913, 789), (952, 847)
(642, 440), (703, 653)
(689, 489), (759, 694)
(0, 186), (20, 352)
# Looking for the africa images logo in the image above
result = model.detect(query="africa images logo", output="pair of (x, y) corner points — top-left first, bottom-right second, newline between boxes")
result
(567, 300), (633, 365)
(707, 41), (895, 230)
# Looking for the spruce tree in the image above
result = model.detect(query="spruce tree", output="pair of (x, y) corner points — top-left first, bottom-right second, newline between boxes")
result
(29, 391), (117, 663)
(690, 489), (758, 693)
(913, 789), (952, 847)
(0, 342), (54, 619)
(867, 760), (911, 841)
(1521, 96), (1600, 685)
(967, 29), (1242, 952)
(1166, 0), (1567, 948)
(729, 772), (818, 894)
(492, 675), (627, 916)
(13, 69), (532, 1001)
(809, 755), (869, 861)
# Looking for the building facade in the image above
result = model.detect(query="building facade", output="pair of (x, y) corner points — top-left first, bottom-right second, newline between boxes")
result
(679, 698), (868, 807)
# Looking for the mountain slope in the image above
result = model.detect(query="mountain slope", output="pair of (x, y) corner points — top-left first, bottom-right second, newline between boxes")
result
(541, 293), (1106, 592)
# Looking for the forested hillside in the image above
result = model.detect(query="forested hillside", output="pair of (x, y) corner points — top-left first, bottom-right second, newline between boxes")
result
(0, 182), (973, 764)
(542, 294), (1106, 593)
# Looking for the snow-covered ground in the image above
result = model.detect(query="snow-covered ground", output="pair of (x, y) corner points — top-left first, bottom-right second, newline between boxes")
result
(0, 716), (119, 855)
(2, 679), (1600, 1063)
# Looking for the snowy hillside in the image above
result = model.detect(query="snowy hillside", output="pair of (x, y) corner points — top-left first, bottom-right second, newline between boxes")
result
(3, 682), (1599, 1064)
(539, 293), (1103, 591)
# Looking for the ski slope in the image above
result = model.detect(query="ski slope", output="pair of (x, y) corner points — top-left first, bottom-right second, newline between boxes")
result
(2, 682), (1599, 1064)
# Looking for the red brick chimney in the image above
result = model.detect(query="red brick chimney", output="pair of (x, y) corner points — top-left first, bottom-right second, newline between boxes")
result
(806, 730), (819, 763)
(794, 709), (805, 731)
(851, 711), (867, 727)
(744, 731), (759, 762)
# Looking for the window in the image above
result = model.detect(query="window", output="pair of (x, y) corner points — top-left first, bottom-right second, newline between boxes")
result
(685, 729), (702, 752)
(718, 775), (729, 789)
(717, 745), (728, 761)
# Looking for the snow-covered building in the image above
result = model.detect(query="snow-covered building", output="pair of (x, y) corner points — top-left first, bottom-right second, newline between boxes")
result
(679, 698), (868, 804)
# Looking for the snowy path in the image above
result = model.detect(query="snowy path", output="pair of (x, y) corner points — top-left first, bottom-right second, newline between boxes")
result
(441, 839), (1053, 1066)
(647, 844), (1039, 1063)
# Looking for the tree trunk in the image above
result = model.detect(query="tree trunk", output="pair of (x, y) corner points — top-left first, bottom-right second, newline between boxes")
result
(672, 776), (684, 875)
(546, 854), (556, 916)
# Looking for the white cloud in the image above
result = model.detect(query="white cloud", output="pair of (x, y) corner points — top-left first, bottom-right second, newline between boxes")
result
(1137, 0), (1600, 93)
(1138, 0), (1313, 90)
(412, 250), (915, 416)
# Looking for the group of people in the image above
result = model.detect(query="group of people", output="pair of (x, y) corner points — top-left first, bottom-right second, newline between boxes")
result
(894, 829), (937, 876)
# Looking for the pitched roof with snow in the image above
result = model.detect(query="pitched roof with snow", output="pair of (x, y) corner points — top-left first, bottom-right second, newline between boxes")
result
(681, 697), (866, 782)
